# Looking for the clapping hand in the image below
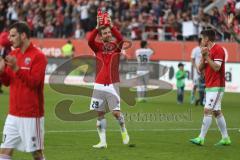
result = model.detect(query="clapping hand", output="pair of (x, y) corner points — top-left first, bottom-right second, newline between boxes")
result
(96, 16), (103, 29)
(5, 55), (19, 72)
(107, 14), (113, 28)
(200, 47), (209, 59)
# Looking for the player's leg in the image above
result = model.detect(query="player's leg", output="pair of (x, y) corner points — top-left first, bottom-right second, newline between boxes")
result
(213, 111), (231, 146)
(93, 111), (107, 148)
(177, 87), (181, 104)
(177, 87), (183, 104)
(32, 150), (45, 160)
(190, 108), (212, 145)
(137, 85), (143, 102)
(181, 86), (185, 103)
(0, 149), (13, 160)
(197, 81), (204, 106)
(199, 108), (213, 140)
(190, 84), (197, 104)
(137, 75), (144, 102)
(108, 83), (129, 144)
(0, 115), (21, 160)
(89, 85), (107, 148)
(19, 117), (46, 158)
(212, 92), (231, 146)
(190, 91), (218, 145)
(112, 110), (130, 145)
(142, 73), (149, 102)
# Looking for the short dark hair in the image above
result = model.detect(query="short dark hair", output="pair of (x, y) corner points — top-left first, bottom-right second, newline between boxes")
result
(200, 29), (216, 42)
(178, 63), (184, 67)
(98, 25), (110, 35)
(8, 22), (31, 38)
(140, 40), (147, 48)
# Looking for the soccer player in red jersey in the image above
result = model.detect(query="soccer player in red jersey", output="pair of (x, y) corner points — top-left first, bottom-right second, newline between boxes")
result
(0, 22), (47, 160)
(88, 15), (130, 148)
(190, 29), (231, 146)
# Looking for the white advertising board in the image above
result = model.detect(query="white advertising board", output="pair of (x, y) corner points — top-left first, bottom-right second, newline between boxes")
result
(159, 61), (240, 93)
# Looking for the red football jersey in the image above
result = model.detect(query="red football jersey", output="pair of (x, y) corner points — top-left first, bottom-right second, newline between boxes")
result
(88, 26), (123, 84)
(0, 43), (47, 117)
(205, 44), (225, 88)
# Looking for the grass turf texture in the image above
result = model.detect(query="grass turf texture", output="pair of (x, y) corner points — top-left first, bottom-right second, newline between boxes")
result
(0, 85), (239, 160)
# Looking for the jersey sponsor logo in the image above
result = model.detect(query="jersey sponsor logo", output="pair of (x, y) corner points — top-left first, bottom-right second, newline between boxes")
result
(24, 57), (31, 65)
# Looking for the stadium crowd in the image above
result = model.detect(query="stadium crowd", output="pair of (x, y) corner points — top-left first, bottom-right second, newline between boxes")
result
(0, 0), (239, 41)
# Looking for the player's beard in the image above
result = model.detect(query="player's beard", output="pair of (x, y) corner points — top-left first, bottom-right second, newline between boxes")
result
(103, 36), (112, 42)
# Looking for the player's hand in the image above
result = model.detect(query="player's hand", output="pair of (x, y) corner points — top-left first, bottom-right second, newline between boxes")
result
(0, 57), (5, 74)
(96, 16), (100, 29)
(5, 55), (19, 72)
(107, 14), (113, 28)
(200, 47), (209, 59)
(96, 16), (103, 29)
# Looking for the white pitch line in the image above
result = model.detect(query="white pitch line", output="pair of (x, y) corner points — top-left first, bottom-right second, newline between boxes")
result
(44, 128), (239, 134)
(0, 128), (238, 134)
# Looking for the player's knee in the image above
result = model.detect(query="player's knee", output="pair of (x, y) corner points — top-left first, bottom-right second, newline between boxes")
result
(203, 108), (212, 115)
(112, 111), (120, 118)
(32, 150), (44, 160)
(212, 110), (222, 117)
(97, 111), (105, 118)
(0, 148), (13, 157)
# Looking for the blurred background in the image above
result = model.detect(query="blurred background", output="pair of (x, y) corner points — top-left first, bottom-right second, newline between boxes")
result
(0, 0), (239, 40)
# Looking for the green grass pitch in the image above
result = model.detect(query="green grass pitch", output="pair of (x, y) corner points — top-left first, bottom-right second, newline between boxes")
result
(0, 85), (239, 160)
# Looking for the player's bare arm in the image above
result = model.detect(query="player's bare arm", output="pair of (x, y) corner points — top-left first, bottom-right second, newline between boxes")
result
(205, 56), (221, 72)
(108, 15), (123, 42)
(201, 47), (221, 72)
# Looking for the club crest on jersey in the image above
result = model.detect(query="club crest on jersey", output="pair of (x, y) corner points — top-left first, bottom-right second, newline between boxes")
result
(103, 42), (116, 52)
(24, 57), (31, 65)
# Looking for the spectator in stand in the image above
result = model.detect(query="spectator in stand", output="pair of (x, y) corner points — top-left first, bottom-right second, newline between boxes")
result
(0, 0), (236, 41)
(0, 1), (7, 32)
(44, 21), (54, 38)
(74, 23), (85, 39)
(63, 12), (73, 38)
(6, 1), (18, 25)
(53, 9), (64, 38)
